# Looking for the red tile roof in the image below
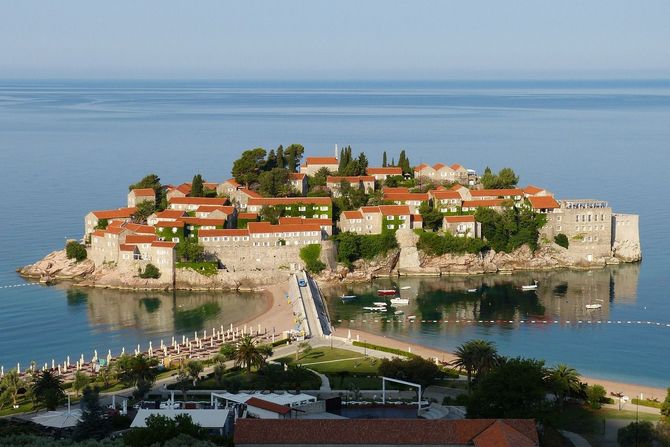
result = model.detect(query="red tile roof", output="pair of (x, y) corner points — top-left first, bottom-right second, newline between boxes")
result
(361, 206), (381, 214)
(430, 190), (462, 200)
(432, 163), (446, 170)
(470, 188), (524, 198)
(196, 205), (235, 214)
(382, 187), (410, 194)
(245, 397), (292, 415)
(451, 163), (464, 170)
(174, 183), (192, 195)
(155, 220), (185, 228)
(178, 217), (226, 227)
(125, 234), (158, 244)
(119, 244), (137, 252)
(169, 197), (228, 206)
(413, 214), (423, 222)
(413, 163), (429, 172)
(123, 223), (156, 234)
(247, 222), (322, 234)
(199, 229), (250, 237)
(326, 176), (375, 183)
(91, 230), (106, 238)
(90, 208), (136, 219)
(238, 189), (263, 199)
(367, 167), (402, 175)
(151, 241), (177, 248)
(108, 220), (123, 228)
(233, 419), (538, 446)
(379, 205), (411, 216)
(203, 182), (218, 190)
(154, 210), (187, 219)
(473, 420), (538, 447)
(278, 217), (332, 226)
(305, 156), (339, 165)
(105, 226), (125, 235)
(383, 192), (429, 202)
(445, 215), (476, 223)
(247, 197), (332, 206)
(462, 199), (507, 208)
(528, 195), (560, 209)
(224, 178), (240, 187)
(342, 210), (363, 219)
(524, 185), (545, 195)
(130, 188), (155, 197)
(289, 173), (306, 180)
(237, 212), (258, 220)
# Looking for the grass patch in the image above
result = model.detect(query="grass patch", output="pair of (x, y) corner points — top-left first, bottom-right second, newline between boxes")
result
(168, 366), (321, 391)
(279, 347), (368, 365)
(597, 408), (661, 422)
(631, 398), (663, 409)
(176, 261), (218, 276)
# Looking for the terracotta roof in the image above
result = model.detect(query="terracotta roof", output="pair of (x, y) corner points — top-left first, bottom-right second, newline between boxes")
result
(361, 206), (381, 214)
(154, 210), (187, 219)
(245, 397), (292, 415)
(445, 215), (476, 223)
(203, 182), (218, 190)
(178, 217), (226, 226)
(199, 229), (250, 237)
(326, 176), (375, 183)
(175, 183), (192, 194)
(342, 210), (363, 219)
(413, 214), (423, 222)
(430, 190), (462, 200)
(233, 419), (538, 446)
(239, 189), (263, 199)
(169, 197), (228, 206)
(451, 163), (464, 170)
(119, 244), (137, 252)
(91, 230), (106, 238)
(367, 167), (402, 175)
(196, 205), (235, 214)
(105, 226), (125, 235)
(90, 208), (136, 219)
(470, 188), (524, 198)
(224, 178), (240, 187)
(247, 197), (332, 206)
(474, 420), (539, 447)
(528, 195), (560, 209)
(524, 185), (545, 195)
(155, 220), (185, 228)
(125, 234), (158, 244)
(247, 222), (322, 234)
(413, 163), (429, 172)
(151, 241), (177, 248)
(123, 223), (156, 234)
(383, 192), (429, 202)
(130, 188), (155, 197)
(382, 187), (409, 194)
(452, 183), (465, 190)
(433, 163), (447, 170)
(305, 156), (339, 165)
(379, 205), (411, 216)
(462, 199), (507, 208)
(237, 212), (258, 220)
(107, 220), (123, 228)
(289, 173), (306, 180)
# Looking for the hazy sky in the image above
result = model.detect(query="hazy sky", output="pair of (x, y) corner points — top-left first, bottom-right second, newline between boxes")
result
(2, 0), (669, 79)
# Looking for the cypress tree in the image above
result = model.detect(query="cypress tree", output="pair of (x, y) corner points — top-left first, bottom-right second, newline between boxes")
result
(276, 145), (285, 169)
(266, 149), (277, 170)
(191, 174), (204, 197)
(382, 151), (387, 167)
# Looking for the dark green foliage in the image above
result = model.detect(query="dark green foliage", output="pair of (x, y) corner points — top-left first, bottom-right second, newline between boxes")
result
(65, 240), (87, 261)
(451, 339), (500, 390)
(378, 356), (443, 389)
(335, 232), (398, 268)
(418, 201), (444, 231)
(265, 149), (277, 170)
(300, 244), (326, 273)
(284, 144), (304, 173)
(231, 148), (267, 187)
(94, 218), (109, 230)
(617, 421), (655, 447)
(129, 174), (161, 192)
(475, 207), (546, 252)
(311, 167), (332, 188)
(190, 174), (204, 197)
(219, 343), (237, 361)
(480, 167), (519, 189)
(133, 200), (156, 223)
(123, 414), (209, 447)
(662, 387), (670, 422)
(115, 354), (159, 394)
(73, 387), (111, 441)
(332, 183), (367, 216)
(554, 233), (569, 249)
(259, 205), (283, 224)
(585, 384), (606, 409)
(276, 145), (285, 169)
(417, 231), (488, 255)
(258, 167), (291, 197)
(176, 239), (205, 262)
(397, 150), (411, 175)
(31, 370), (65, 410)
(139, 263), (161, 279)
(382, 151), (387, 167)
(337, 146), (367, 176)
(467, 357), (548, 419)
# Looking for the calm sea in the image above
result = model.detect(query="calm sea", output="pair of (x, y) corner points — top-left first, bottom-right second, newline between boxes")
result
(0, 80), (668, 385)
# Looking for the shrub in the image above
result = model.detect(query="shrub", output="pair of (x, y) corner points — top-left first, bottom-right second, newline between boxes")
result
(65, 240), (87, 261)
(586, 384), (607, 409)
(335, 232), (398, 268)
(417, 231), (488, 255)
(617, 421), (655, 447)
(554, 233), (569, 249)
(139, 264), (161, 279)
(475, 207), (547, 253)
(300, 244), (326, 273)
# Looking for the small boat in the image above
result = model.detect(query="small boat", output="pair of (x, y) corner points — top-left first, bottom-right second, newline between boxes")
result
(340, 295), (357, 302)
(373, 302), (388, 307)
(521, 281), (538, 291)
(407, 315), (416, 321)
(585, 304), (602, 310)
(390, 297), (409, 305)
(467, 288), (478, 293)
(377, 289), (397, 296)
(363, 306), (387, 312)
(394, 310), (404, 315)
(400, 286), (411, 290)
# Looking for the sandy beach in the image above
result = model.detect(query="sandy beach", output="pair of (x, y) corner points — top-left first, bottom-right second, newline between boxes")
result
(240, 280), (296, 338)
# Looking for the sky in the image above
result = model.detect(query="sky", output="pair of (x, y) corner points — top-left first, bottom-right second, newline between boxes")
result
(1, 0), (669, 79)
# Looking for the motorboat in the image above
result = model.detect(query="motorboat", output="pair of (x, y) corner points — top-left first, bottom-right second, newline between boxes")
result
(407, 315), (416, 321)
(340, 295), (357, 302)
(394, 310), (404, 315)
(390, 297), (409, 305)
(400, 286), (411, 290)
(377, 289), (397, 296)
(585, 304), (602, 310)
(363, 306), (387, 312)
(372, 302), (388, 307)
(521, 281), (538, 291)
(467, 288), (478, 293)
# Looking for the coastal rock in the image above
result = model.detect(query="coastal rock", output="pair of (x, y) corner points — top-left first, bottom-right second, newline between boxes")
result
(612, 239), (642, 262)
(18, 250), (95, 281)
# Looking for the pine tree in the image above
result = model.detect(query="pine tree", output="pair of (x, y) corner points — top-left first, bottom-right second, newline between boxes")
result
(382, 151), (387, 167)
(357, 152), (368, 175)
(338, 148), (346, 174)
(191, 174), (204, 197)
(391, 157), (395, 166)
(276, 145), (285, 169)
(266, 149), (277, 170)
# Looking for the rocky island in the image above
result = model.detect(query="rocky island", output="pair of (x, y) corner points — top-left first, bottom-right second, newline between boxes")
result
(19, 145), (641, 290)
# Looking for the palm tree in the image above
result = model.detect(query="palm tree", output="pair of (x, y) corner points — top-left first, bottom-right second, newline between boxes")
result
(31, 370), (65, 410)
(546, 364), (581, 408)
(452, 339), (499, 390)
(0, 369), (26, 409)
(235, 336), (265, 372)
(452, 343), (477, 390)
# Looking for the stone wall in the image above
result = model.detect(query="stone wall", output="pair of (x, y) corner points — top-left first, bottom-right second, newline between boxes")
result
(205, 245), (304, 272)
(612, 213), (642, 262)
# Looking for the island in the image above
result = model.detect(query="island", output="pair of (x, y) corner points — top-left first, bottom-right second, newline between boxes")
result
(19, 144), (641, 290)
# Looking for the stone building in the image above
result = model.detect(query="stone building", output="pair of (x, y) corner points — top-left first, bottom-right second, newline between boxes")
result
(443, 215), (481, 238)
(244, 197), (332, 219)
(337, 205), (422, 234)
(413, 163), (471, 184)
(127, 188), (156, 208)
(325, 176), (375, 197)
(366, 166), (402, 181)
(299, 156), (339, 176)
(382, 192), (429, 214)
(429, 189), (463, 213)
(168, 197), (228, 212)
(289, 173), (308, 196)
(84, 208), (136, 237)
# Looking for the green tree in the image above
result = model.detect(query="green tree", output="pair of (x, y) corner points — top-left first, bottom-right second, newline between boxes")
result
(300, 244), (326, 273)
(382, 151), (388, 167)
(97, 365), (116, 389)
(66, 240), (87, 261)
(220, 343), (237, 361)
(276, 145), (285, 169)
(585, 384), (607, 409)
(115, 354), (158, 396)
(357, 152), (369, 175)
(295, 341), (311, 360)
(234, 336), (265, 372)
(213, 363), (227, 388)
(72, 371), (90, 397)
(265, 149), (277, 170)
(312, 167), (332, 188)
(481, 167), (519, 189)
(398, 150), (411, 175)
(73, 387), (111, 441)
(0, 369), (25, 410)
(378, 356), (442, 391)
(467, 357), (548, 419)
(546, 364), (581, 408)
(139, 263), (161, 279)
(231, 148), (267, 187)
(176, 368), (190, 401)
(554, 233), (569, 249)
(284, 144), (304, 173)
(133, 200), (156, 223)
(31, 370), (65, 410)
(129, 174), (161, 192)
(123, 414), (209, 447)
(186, 360), (204, 386)
(335, 232), (361, 268)
(258, 167), (291, 197)
(176, 239), (205, 262)
(418, 201), (443, 231)
(661, 387), (670, 422)
(94, 218), (109, 230)
(617, 421), (655, 447)
(259, 205), (283, 224)
(190, 174), (204, 197)
(452, 339), (499, 390)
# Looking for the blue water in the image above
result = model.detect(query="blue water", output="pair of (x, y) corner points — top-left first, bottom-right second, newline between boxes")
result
(0, 80), (668, 385)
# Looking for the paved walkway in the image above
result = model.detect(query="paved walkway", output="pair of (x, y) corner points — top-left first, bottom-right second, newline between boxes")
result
(306, 368), (331, 392)
(560, 430), (592, 447)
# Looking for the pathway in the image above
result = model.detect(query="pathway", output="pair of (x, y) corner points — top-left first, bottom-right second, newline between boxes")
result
(559, 430), (592, 447)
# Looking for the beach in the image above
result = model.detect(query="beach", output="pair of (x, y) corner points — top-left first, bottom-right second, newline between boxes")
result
(240, 280), (296, 338)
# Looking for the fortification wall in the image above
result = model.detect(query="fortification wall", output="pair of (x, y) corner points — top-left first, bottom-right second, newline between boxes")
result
(612, 213), (642, 262)
(204, 245), (304, 272)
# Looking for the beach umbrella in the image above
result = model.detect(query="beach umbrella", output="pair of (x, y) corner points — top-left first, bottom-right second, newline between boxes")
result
(347, 330), (351, 340)
(356, 334), (359, 342)
(258, 324), (261, 334)
(160, 339), (164, 349)
(244, 324), (247, 334)
(182, 335), (186, 344)
(1, 366), (3, 377)
(80, 354), (84, 365)
(67, 356), (70, 368)
(121, 347), (125, 356)
(57, 365), (61, 375)
(136, 344), (140, 354)
(52, 359), (55, 370)
(230, 323), (233, 331)
(17, 363), (20, 373)
(272, 334), (275, 343)
(148, 341), (153, 356)
(203, 329), (207, 339)
(107, 350), (112, 364)
(43, 363), (47, 371)
(93, 350), (98, 362)
(194, 331), (198, 341)
(163, 346), (168, 356)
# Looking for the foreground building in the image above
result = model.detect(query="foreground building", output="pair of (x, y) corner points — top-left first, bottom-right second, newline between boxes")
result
(338, 205), (422, 234)
(299, 156), (339, 176)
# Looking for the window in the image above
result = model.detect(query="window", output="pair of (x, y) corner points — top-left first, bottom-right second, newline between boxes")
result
(299, 206), (306, 211)
(387, 224), (395, 229)
(320, 206), (328, 211)
(172, 237), (179, 243)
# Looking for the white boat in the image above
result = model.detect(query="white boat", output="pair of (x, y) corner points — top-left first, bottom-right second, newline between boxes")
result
(363, 306), (387, 312)
(340, 295), (357, 302)
(521, 281), (538, 291)
(400, 286), (411, 290)
(467, 288), (478, 293)
(407, 315), (416, 321)
(394, 310), (404, 315)
(390, 297), (409, 305)
(585, 304), (602, 309)
(372, 302), (388, 307)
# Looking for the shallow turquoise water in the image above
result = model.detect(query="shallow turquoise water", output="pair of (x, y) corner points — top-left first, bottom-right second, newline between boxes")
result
(0, 80), (668, 385)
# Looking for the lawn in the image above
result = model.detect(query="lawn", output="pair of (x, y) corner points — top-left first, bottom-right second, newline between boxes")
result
(168, 365), (321, 392)
(278, 347), (366, 365)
